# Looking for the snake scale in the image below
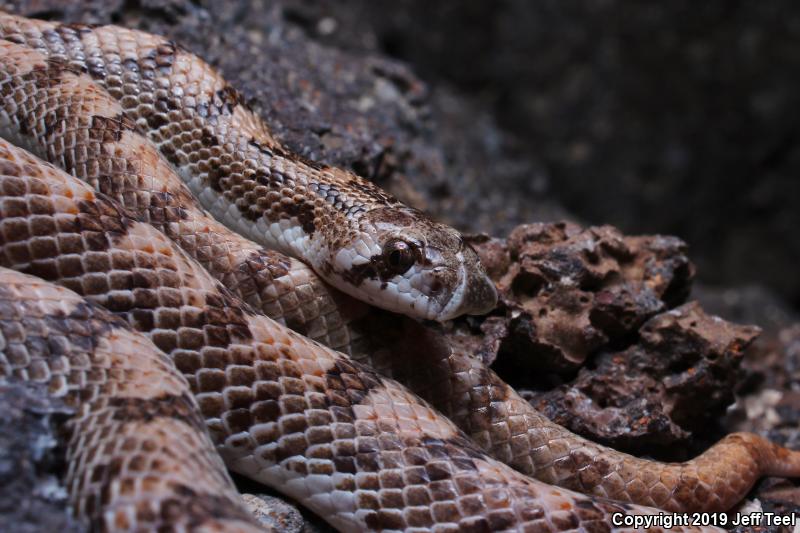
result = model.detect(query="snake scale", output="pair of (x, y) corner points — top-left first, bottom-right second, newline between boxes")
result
(0, 10), (798, 532)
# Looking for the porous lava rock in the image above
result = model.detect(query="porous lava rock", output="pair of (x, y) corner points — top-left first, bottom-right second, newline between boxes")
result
(459, 222), (694, 376)
(527, 303), (760, 456)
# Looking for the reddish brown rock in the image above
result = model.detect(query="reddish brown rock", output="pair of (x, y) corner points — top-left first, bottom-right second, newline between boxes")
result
(526, 303), (760, 455)
(452, 223), (764, 457)
(454, 222), (694, 376)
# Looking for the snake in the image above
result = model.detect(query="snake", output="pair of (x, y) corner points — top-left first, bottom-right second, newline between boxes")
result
(0, 266), (267, 532)
(0, 9), (797, 532)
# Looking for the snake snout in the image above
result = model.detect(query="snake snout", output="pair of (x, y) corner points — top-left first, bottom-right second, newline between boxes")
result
(463, 267), (499, 315)
(436, 252), (498, 321)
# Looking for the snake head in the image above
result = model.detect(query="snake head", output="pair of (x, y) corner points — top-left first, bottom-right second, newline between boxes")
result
(324, 207), (498, 321)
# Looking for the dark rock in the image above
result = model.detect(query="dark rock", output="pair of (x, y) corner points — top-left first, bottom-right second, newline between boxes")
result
(0, 382), (84, 533)
(729, 496), (800, 533)
(7, 0), (796, 307)
(727, 326), (800, 455)
(718, 322), (800, 517)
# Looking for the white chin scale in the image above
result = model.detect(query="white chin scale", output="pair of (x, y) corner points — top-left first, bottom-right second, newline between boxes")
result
(343, 275), (442, 321)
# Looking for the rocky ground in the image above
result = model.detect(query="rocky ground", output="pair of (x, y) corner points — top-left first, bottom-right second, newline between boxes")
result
(0, 1), (798, 531)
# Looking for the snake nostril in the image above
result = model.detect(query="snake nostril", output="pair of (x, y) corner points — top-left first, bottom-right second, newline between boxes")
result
(430, 280), (443, 294)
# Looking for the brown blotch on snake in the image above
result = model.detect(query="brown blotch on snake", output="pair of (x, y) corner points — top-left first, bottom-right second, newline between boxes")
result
(2, 12), (500, 321)
(87, 114), (137, 143)
(0, 267), (263, 532)
(109, 392), (207, 428)
(0, 135), (709, 531)
(1, 6), (800, 524)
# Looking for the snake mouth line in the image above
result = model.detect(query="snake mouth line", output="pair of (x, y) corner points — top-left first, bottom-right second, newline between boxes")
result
(437, 252), (470, 321)
(436, 247), (498, 321)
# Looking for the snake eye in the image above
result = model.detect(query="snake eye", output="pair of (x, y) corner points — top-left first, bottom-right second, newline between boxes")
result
(383, 239), (417, 275)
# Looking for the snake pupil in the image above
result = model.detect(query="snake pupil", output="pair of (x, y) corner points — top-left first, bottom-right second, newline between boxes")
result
(384, 239), (416, 274)
(389, 250), (403, 266)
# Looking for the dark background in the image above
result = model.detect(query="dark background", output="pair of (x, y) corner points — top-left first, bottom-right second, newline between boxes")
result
(297, 0), (800, 311)
(4, 0), (799, 311)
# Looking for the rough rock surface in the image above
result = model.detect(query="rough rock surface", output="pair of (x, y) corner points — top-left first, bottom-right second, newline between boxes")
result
(527, 303), (760, 456)
(451, 224), (758, 457)
(728, 326), (800, 451)
(241, 492), (329, 533)
(0, 382), (85, 533)
(456, 222), (695, 376)
(725, 326), (800, 530)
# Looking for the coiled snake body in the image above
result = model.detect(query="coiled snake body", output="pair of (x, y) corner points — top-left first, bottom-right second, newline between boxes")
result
(0, 11), (798, 532)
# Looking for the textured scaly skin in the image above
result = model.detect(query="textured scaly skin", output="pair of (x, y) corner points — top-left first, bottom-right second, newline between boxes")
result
(0, 14), (798, 516)
(0, 35), (364, 355)
(0, 11), (496, 322)
(0, 137), (715, 532)
(346, 313), (800, 513)
(0, 268), (265, 532)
